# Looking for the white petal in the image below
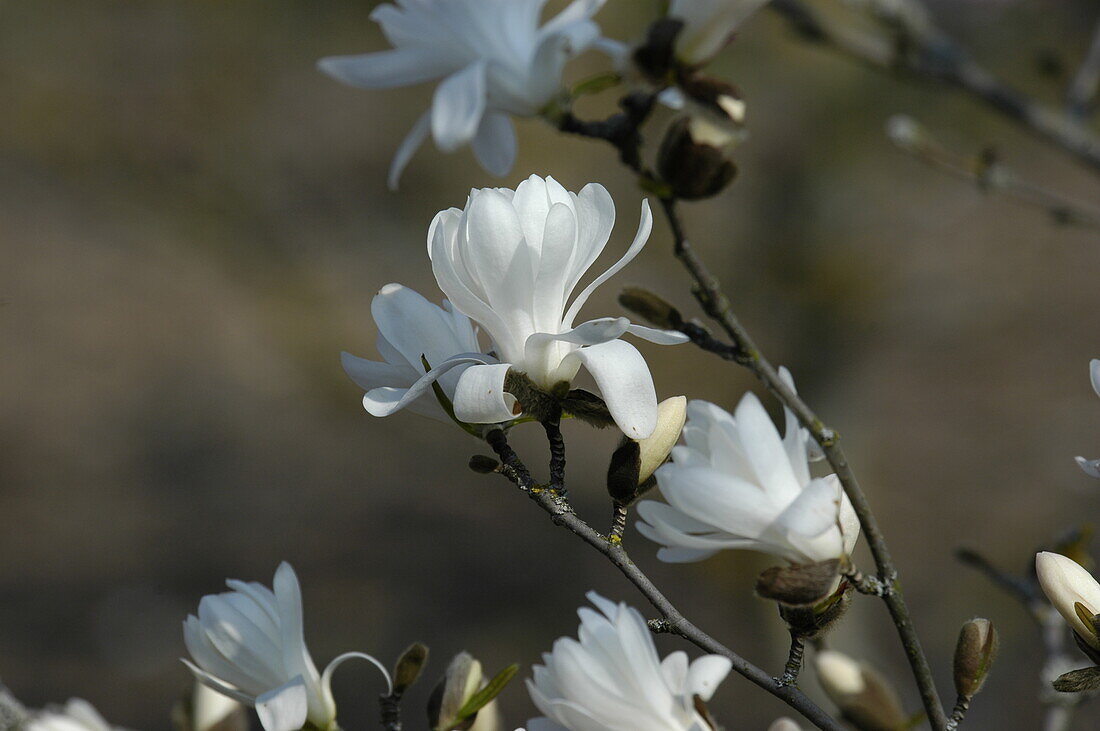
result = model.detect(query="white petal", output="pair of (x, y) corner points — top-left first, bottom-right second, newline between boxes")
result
(341, 352), (411, 392)
(273, 564), (327, 724)
(565, 339), (657, 439)
(523, 317), (630, 380)
(626, 323), (689, 345)
(255, 677), (309, 731)
(1077, 456), (1100, 478)
(1036, 551), (1100, 649)
(563, 200), (652, 328)
(363, 355), (490, 417)
(733, 392), (802, 501)
(321, 651), (394, 711)
(432, 61), (488, 151)
(1091, 359), (1100, 398)
(775, 478), (842, 540)
(472, 112), (517, 177)
(453, 363), (519, 424)
(685, 655), (732, 701)
(317, 50), (452, 89)
(388, 110), (431, 190)
(181, 659), (256, 706)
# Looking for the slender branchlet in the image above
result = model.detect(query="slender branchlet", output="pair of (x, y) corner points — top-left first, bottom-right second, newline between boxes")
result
(477, 429), (845, 731)
(778, 633), (807, 687)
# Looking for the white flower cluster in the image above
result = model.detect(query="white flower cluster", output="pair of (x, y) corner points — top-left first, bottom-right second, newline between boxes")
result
(318, 0), (773, 187)
(343, 174), (687, 440)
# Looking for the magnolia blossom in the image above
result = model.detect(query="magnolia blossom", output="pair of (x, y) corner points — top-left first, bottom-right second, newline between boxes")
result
(383, 175), (685, 439)
(319, 0), (605, 187)
(525, 592), (731, 731)
(1036, 551), (1100, 650)
(668, 0), (772, 66)
(342, 283), (496, 425)
(183, 562), (390, 731)
(1075, 359), (1100, 478)
(24, 700), (119, 731)
(637, 378), (859, 564)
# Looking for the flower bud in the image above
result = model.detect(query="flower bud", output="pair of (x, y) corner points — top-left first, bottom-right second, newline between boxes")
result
(427, 653), (504, 731)
(393, 642), (430, 696)
(757, 560), (843, 607)
(775, 580), (852, 639)
(657, 116), (738, 201)
(618, 287), (684, 331)
(1036, 551), (1100, 651)
(814, 650), (908, 731)
(953, 618), (997, 699)
(607, 397), (687, 504)
(768, 719), (803, 731)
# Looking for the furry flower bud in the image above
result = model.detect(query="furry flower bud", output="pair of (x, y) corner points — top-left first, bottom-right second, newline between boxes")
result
(814, 650), (908, 731)
(953, 618), (998, 699)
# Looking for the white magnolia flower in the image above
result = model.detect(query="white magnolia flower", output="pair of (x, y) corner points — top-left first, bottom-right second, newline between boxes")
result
(341, 283), (496, 425)
(1075, 359), (1100, 478)
(387, 175), (686, 439)
(24, 700), (119, 731)
(525, 592), (732, 731)
(636, 378), (859, 564)
(1036, 551), (1100, 650)
(183, 562), (390, 731)
(319, 0), (605, 188)
(668, 0), (772, 66)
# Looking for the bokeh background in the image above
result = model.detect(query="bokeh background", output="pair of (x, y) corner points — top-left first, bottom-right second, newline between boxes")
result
(3, 0), (1100, 728)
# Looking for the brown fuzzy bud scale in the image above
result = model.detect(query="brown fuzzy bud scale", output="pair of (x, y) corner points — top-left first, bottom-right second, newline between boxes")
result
(952, 618), (997, 699)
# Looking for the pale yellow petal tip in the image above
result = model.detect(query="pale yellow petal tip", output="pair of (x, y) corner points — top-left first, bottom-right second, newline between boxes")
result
(637, 396), (687, 483)
(814, 650), (864, 697)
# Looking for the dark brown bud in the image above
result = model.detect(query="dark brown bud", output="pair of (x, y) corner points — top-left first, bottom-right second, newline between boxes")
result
(393, 642), (430, 696)
(618, 287), (684, 330)
(953, 619), (997, 699)
(468, 455), (500, 474)
(657, 117), (737, 201)
(1053, 666), (1100, 693)
(757, 560), (843, 607)
(607, 438), (643, 504)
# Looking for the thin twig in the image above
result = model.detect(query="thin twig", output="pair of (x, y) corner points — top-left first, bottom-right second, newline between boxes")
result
(779, 633), (807, 686)
(483, 429), (845, 731)
(770, 0), (1100, 175)
(378, 693), (402, 731)
(658, 196), (949, 730)
(1068, 17), (1100, 119)
(944, 695), (969, 731)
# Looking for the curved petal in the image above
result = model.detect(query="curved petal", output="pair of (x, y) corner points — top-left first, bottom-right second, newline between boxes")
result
(341, 352), (412, 392)
(564, 339), (656, 439)
(563, 200), (652, 328)
(685, 655), (732, 701)
(272, 564), (326, 722)
(431, 61), (488, 151)
(1092, 359), (1100, 398)
(1077, 456), (1100, 479)
(255, 677), (309, 731)
(388, 110), (431, 190)
(472, 112), (517, 177)
(453, 362), (519, 424)
(321, 652), (393, 712)
(364, 354), (490, 417)
(523, 318), (630, 381)
(317, 50), (452, 89)
(626, 323), (689, 345)
(181, 659), (256, 706)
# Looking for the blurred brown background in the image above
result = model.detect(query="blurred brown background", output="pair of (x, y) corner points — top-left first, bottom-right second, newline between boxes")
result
(3, 0), (1100, 728)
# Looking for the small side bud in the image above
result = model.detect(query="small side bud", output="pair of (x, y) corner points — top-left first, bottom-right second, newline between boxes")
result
(1053, 666), (1100, 693)
(468, 456), (500, 474)
(607, 397), (686, 505)
(618, 287), (684, 331)
(814, 650), (908, 731)
(768, 719), (803, 731)
(657, 116), (738, 200)
(393, 642), (430, 696)
(953, 618), (997, 699)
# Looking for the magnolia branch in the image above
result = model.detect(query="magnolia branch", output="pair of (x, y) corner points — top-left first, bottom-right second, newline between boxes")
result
(659, 195), (948, 731)
(769, 0), (1100, 175)
(481, 429), (846, 731)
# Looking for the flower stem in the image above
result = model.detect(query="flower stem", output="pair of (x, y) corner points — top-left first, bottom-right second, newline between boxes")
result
(482, 429), (845, 731)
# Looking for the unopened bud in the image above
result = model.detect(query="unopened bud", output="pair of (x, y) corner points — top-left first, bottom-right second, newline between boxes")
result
(468, 455), (500, 474)
(393, 642), (430, 695)
(607, 397), (686, 504)
(768, 719), (803, 731)
(427, 653), (505, 731)
(1036, 551), (1100, 656)
(953, 618), (997, 699)
(657, 116), (738, 201)
(814, 650), (908, 731)
(618, 287), (684, 331)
